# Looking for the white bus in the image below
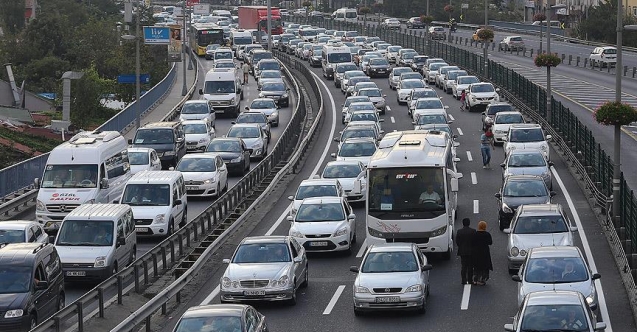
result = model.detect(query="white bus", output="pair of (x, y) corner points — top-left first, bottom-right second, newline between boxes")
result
(365, 130), (462, 259)
(321, 45), (352, 79)
(332, 8), (358, 22)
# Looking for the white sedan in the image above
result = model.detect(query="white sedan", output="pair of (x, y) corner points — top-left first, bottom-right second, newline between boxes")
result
(331, 137), (378, 167)
(0, 220), (49, 244)
(176, 153), (228, 198)
(396, 79), (427, 104)
(183, 119), (215, 153)
(452, 75), (480, 99)
(321, 161), (367, 203)
(411, 97), (450, 123)
(128, 147), (162, 174)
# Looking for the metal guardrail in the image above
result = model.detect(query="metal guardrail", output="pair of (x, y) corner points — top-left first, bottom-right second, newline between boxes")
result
(0, 188), (38, 220)
(110, 52), (324, 332)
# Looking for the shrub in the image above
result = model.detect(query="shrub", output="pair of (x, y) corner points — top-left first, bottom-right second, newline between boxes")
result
(594, 101), (637, 126)
(444, 4), (455, 13)
(476, 28), (494, 41)
(533, 13), (547, 22)
(534, 53), (562, 67)
(359, 7), (371, 15)
(420, 15), (434, 24)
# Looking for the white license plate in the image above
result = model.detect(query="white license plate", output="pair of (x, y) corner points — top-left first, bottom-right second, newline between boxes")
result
(309, 241), (328, 247)
(135, 227), (149, 233)
(187, 186), (198, 190)
(244, 290), (266, 296)
(376, 296), (400, 303)
(66, 271), (86, 277)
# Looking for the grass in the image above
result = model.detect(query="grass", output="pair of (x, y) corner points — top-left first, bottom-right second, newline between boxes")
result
(0, 146), (29, 169)
(0, 127), (60, 153)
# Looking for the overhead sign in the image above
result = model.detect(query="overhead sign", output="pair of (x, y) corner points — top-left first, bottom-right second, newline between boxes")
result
(556, 8), (567, 15)
(461, 3), (469, 9)
(193, 4), (210, 14)
(117, 74), (151, 84)
(143, 26), (170, 45)
(168, 27), (183, 62)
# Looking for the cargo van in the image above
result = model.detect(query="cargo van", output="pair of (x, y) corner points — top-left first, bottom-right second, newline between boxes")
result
(199, 70), (243, 117)
(119, 171), (187, 237)
(321, 45), (352, 79)
(332, 8), (358, 22)
(35, 131), (132, 232)
(54, 204), (136, 281)
(230, 30), (253, 52)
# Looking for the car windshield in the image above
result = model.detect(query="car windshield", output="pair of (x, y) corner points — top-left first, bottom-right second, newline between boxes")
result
(603, 48), (617, 54)
(447, 71), (467, 80)
(339, 142), (377, 157)
(323, 164), (363, 178)
(337, 64), (357, 73)
(487, 104), (514, 115)
(184, 123), (208, 134)
(414, 56), (427, 63)
(296, 202), (345, 222)
(181, 103), (208, 114)
(520, 304), (589, 331)
(0, 229), (25, 243)
(262, 82), (285, 91)
(458, 76), (480, 85)
(416, 100), (444, 109)
(508, 153), (546, 167)
(514, 215), (569, 234)
(420, 125), (452, 134)
(251, 100), (276, 109)
(344, 98), (370, 107)
(496, 113), (524, 124)
(260, 71), (282, 79)
(349, 78), (370, 86)
(228, 126), (260, 138)
(392, 69), (412, 79)
(0, 266), (33, 294)
(510, 128), (544, 143)
(328, 53), (352, 63)
(360, 89), (381, 97)
(56, 220), (114, 246)
(403, 53), (415, 59)
(259, 62), (280, 70)
(377, 44), (390, 51)
(122, 184), (171, 206)
(510, 36), (523, 42)
(134, 128), (175, 144)
(175, 316), (242, 332)
(345, 71), (366, 79)
(41, 164), (99, 188)
(471, 84), (495, 93)
(313, 50), (323, 56)
(232, 242), (291, 263)
(237, 114), (267, 124)
(342, 128), (376, 140)
(388, 46), (401, 52)
(412, 90), (438, 99)
(417, 114), (447, 125)
(177, 158), (216, 172)
(524, 257), (589, 283)
(362, 251), (418, 273)
(296, 185), (338, 200)
(348, 104), (374, 112)
(369, 58), (389, 65)
(215, 62), (235, 69)
(402, 73), (423, 80)
(214, 52), (232, 59)
(207, 140), (241, 152)
(401, 80), (425, 89)
(203, 80), (235, 94)
(503, 180), (548, 197)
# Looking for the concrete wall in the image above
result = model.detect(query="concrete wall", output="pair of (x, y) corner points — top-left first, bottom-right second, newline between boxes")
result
(0, 80), (55, 112)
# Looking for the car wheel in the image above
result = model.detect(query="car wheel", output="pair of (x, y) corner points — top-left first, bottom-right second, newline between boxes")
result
(499, 217), (506, 231)
(57, 292), (66, 311)
(30, 315), (37, 329)
(442, 248), (451, 261)
(352, 229), (357, 244)
(418, 298), (427, 314)
(129, 246), (136, 266)
(216, 184), (221, 198)
(354, 308), (364, 316)
(181, 208), (187, 227)
(300, 265), (309, 288)
(508, 268), (517, 275)
(167, 219), (175, 236)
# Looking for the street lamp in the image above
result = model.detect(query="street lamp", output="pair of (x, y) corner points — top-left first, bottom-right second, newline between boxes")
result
(545, 3), (566, 123)
(121, 12), (141, 130)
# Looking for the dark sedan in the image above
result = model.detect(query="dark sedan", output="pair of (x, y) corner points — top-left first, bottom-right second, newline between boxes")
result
(172, 304), (268, 332)
(495, 175), (556, 231)
(206, 138), (251, 176)
(407, 17), (425, 29)
(365, 58), (390, 78)
(259, 82), (290, 107)
(411, 55), (428, 72)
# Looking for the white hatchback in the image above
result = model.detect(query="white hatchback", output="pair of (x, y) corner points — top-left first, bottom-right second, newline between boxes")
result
(175, 153), (228, 198)
(504, 124), (551, 160)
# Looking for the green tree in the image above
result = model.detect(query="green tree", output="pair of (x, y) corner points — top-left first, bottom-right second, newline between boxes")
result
(0, 0), (26, 34)
(70, 66), (115, 129)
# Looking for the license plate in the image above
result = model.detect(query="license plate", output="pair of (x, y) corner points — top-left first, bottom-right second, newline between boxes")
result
(66, 271), (86, 277)
(135, 227), (149, 233)
(244, 290), (266, 296)
(378, 70), (386, 73)
(310, 241), (328, 247)
(376, 296), (400, 303)
(187, 186), (198, 190)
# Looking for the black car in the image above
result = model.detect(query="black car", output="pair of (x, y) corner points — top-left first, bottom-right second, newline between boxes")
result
(259, 81), (290, 107)
(407, 17), (425, 29)
(309, 49), (323, 67)
(172, 304), (268, 332)
(495, 175), (556, 231)
(0, 243), (65, 332)
(206, 138), (251, 175)
(365, 58), (390, 78)
(130, 121), (187, 169)
(411, 55), (429, 72)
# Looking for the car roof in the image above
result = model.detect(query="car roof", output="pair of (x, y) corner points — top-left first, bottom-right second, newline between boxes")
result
(342, 137), (377, 144)
(526, 291), (584, 306)
(181, 119), (209, 125)
(518, 203), (563, 216)
(0, 243), (50, 265)
(0, 220), (34, 230)
(505, 174), (545, 182)
(184, 100), (208, 105)
(528, 246), (582, 258)
(368, 242), (415, 252)
(495, 111), (523, 116)
(240, 111), (268, 116)
(181, 304), (245, 319)
(212, 137), (242, 143)
(180, 153), (221, 160)
(230, 123), (262, 128)
(301, 196), (343, 204)
(299, 178), (339, 186)
(241, 235), (288, 244)
(325, 160), (363, 167)
(510, 123), (542, 129)
(507, 148), (544, 156)
(251, 98), (276, 103)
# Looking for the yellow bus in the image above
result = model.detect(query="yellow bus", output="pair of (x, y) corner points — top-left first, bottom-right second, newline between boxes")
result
(190, 23), (225, 56)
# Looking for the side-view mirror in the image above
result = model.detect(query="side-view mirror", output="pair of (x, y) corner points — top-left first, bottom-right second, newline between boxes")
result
(169, 167), (175, 171)
(34, 280), (49, 291)
(452, 142), (460, 147)
(592, 273), (601, 280)
(277, 105), (281, 109)
(550, 191), (557, 197)
(293, 256), (303, 263)
(348, 213), (356, 220)
(286, 215), (293, 222)
(245, 106), (250, 110)
(128, 139), (133, 145)
(199, 89), (204, 95)
(112, 199), (119, 204)
(288, 195), (294, 201)
(450, 177), (459, 192)
(349, 266), (360, 273)
(546, 134), (552, 140)
(548, 161), (554, 167)
(503, 228), (511, 234)
(594, 322), (607, 331)
(421, 264), (433, 271)
(500, 163), (506, 168)
(330, 152), (337, 158)
(569, 226), (578, 232)
(231, 121), (236, 124)
(511, 275), (521, 282)
(481, 112), (486, 115)
(411, 121), (416, 125)
(247, 148), (254, 154)
(176, 137), (184, 143)
(48, 235), (56, 244)
(495, 192), (502, 199)
(378, 119), (385, 122)
(173, 199), (182, 207)
(333, 137), (340, 142)
(222, 258), (231, 264)
(100, 178), (109, 189)
(448, 120), (454, 124)
(495, 88), (501, 92)
(444, 105), (449, 109)
(34, 178), (40, 189)
(117, 236), (126, 247)
(504, 324), (515, 332)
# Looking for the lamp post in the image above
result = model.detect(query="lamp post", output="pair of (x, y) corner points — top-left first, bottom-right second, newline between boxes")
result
(121, 1), (142, 130)
(483, 0), (488, 78)
(182, 1), (188, 96)
(545, 4), (566, 123)
(426, 0), (430, 53)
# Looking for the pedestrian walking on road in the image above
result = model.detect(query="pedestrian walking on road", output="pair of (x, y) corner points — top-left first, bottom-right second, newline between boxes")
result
(472, 220), (493, 286)
(456, 218), (476, 285)
(480, 129), (494, 169)
(241, 62), (250, 85)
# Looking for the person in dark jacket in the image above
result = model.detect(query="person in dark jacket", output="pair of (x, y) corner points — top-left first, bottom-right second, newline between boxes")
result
(473, 220), (493, 285)
(455, 218), (476, 285)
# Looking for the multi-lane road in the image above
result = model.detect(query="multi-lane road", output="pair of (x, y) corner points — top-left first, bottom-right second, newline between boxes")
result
(146, 50), (636, 332)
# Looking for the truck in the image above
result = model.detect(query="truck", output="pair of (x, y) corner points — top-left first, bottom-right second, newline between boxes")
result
(238, 6), (283, 35)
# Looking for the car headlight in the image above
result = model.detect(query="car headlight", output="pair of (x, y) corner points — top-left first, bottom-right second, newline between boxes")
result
(37, 199), (46, 211)
(586, 284), (596, 305)
(204, 178), (215, 184)
(540, 144), (548, 151)
(94, 256), (107, 268)
(230, 157), (241, 163)
(276, 275), (289, 287)
(406, 284), (422, 292)
(519, 249), (527, 256)
(510, 247), (519, 257)
(198, 138), (208, 144)
(354, 286), (370, 293)
(289, 228), (304, 238)
(334, 226), (349, 237)
(502, 203), (513, 214)
(164, 151), (176, 156)
(430, 225), (447, 237)
(4, 310), (23, 318)
(154, 214), (166, 224)
(85, 199), (95, 204)
(230, 97), (236, 104)
(221, 276), (232, 288)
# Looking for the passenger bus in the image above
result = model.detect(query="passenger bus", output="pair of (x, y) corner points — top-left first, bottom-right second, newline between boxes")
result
(365, 130), (462, 259)
(190, 23), (225, 56)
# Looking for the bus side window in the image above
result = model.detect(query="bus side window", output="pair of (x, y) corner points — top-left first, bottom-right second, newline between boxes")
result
(100, 164), (107, 181)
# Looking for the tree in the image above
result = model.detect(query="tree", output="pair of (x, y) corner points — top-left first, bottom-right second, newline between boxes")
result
(0, 0), (26, 34)
(70, 66), (115, 129)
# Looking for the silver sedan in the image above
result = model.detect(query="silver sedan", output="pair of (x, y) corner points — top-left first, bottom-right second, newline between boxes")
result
(350, 243), (432, 315)
(501, 149), (553, 190)
(220, 236), (308, 305)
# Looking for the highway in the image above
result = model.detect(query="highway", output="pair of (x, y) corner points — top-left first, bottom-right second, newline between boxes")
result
(145, 51), (636, 332)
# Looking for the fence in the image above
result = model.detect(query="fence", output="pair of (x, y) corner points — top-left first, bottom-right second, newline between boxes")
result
(290, 13), (637, 321)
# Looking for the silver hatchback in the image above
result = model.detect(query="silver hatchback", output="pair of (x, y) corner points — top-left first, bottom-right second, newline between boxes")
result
(501, 149), (553, 190)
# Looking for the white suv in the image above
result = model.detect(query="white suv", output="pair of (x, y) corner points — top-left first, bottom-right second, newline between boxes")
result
(589, 46), (617, 68)
(504, 124), (551, 160)
(464, 82), (500, 112)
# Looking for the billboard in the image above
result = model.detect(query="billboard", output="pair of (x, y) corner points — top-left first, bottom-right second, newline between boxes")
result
(168, 27), (183, 62)
(143, 26), (170, 45)
(193, 4), (210, 14)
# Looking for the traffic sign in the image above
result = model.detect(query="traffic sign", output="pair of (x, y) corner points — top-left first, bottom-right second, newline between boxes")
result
(117, 74), (150, 84)
(143, 26), (170, 45)
(193, 4), (210, 14)
(187, 0), (200, 6)
(461, 3), (468, 9)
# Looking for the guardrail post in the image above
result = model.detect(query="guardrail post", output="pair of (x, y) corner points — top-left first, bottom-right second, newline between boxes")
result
(162, 303), (167, 315)
(152, 252), (158, 278)
(529, 49), (534, 57)
(607, 63), (611, 73)
(491, 42), (495, 51)
(54, 316), (62, 332)
(143, 260), (149, 285)
(576, 56), (580, 67)
(134, 264), (141, 293)
(146, 316), (151, 332)
(77, 302), (84, 332)
(178, 233), (184, 256)
(633, 67), (636, 78)
(624, 65), (628, 76)
(193, 220), (199, 242)
(98, 287), (105, 318)
(584, 58), (588, 67)
(176, 290), (182, 303)
(170, 239), (176, 264)
(161, 247), (167, 271)
(561, 54), (565, 64)
(117, 275), (124, 304)
(568, 55), (572, 65)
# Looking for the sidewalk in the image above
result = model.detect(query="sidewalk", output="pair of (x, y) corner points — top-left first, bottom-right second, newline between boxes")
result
(124, 59), (198, 140)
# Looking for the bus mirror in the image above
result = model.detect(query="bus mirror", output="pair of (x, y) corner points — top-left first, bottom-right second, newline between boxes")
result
(34, 178), (40, 189)
(352, 179), (362, 195)
(450, 177), (459, 192)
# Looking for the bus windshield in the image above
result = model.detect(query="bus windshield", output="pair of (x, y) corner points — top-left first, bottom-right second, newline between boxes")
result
(195, 29), (224, 47)
(368, 167), (446, 216)
(328, 52), (352, 63)
(41, 164), (99, 189)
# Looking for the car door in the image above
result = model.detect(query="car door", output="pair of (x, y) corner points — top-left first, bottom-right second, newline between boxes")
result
(27, 226), (36, 243)
(291, 238), (307, 283)
(172, 184), (184, 224)
(343, 200), (355, 235)
(242, 141), (251, 168)
(33, 263), (55, 318)
(216, 157), (228, 189)
(150, 151), (162, 170)
(116, 217), (128, 265)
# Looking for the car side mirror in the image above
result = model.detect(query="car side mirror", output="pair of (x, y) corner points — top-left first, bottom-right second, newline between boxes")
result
(286, 216), (293, 222)
(100, 178), (109, 189)
(569, 226), (578, 232)
(594, 322), (607, 331)
(503, 228), (511, 234)
(169, 167), (175, 171)
(592, 273), (601, 280)
(333, 137), (340, 142)
(34, 177), (40, 189)
(117, 237), (126, 247)
(330, 152), (336, 158)
(288, 195), (294, 201)
(504, 324), (515, 332)
(112, 199), (119, 204)
(48, 235), (56, 244)
(511, 275), (521, 282)
(34, 280), (49, 291)
(495, 193), (502, 199)
(444, 105), (449, 109)
(450, 177), (459, 192)
(231, 121), (236, 124)
(546, 135), (552, 140)
(199, 89), (203, 95)
(173, 199), (182, 207)
(548, 161), (554, 167)
(245, 106), (250, 110)
(349, 266), (359, 273)
(421, 264), (433, 271)
(222, 258), (231, 264)
(128, 139), (133, 145)
(348, 213), (356, 220)
(293, 256), (303, 263)
(550, 191), (556, 197)
(481, 112), (486, 115)
(500, 163), (506, 168)
(495, 88), (501, 92)
(379, 119), (385, 122)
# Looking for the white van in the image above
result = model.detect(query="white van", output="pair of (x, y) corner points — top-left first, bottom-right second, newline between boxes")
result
(54, 204), (136, 281)
(35, 131), (132, 232)
(332, 8), (358, 22)
(321, 45), (352, 79)
(212, 9), (232, 19)
(230, 30), (253, 52)
(199, 70), (243, 117)
(119, 170), (187, 237)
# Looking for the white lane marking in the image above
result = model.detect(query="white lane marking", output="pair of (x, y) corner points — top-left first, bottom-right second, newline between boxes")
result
(551, 167), (613, 332)
(473, 200), (479, 214)
(356, 238), (368, 257)
(460, 284), (471, 310)
(466, 151), (473, 162)
(390, 116), (396, 123)
(457, 128), (464, 136)
(471, 172), (477, 185)
(200, 285), (220, 305)
(323, 285), (346, 315)
(448, 114), (455, 121)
